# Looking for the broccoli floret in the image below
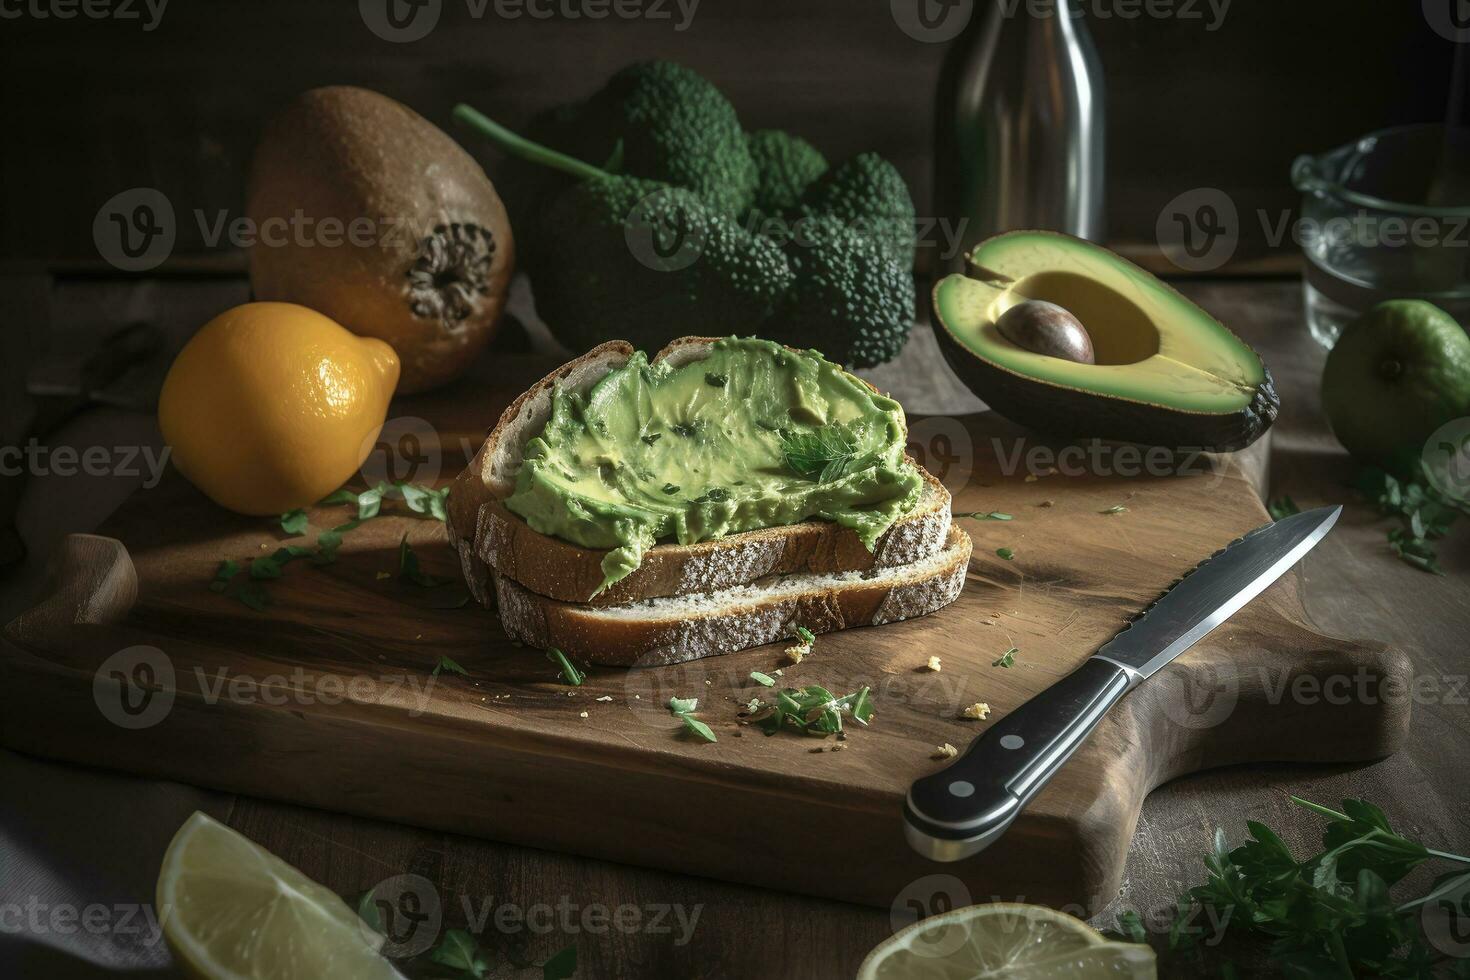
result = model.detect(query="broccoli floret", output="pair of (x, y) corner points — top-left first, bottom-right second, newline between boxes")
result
(746, 130), (828, 217)
(771, 217), (915, 368)
(533, 176), (793, 352)
(578, 61), (757, 216)
(798, 153), (917, 267)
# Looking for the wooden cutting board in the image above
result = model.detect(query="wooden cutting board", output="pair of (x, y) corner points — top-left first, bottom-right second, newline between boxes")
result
(0, 355), (1412, 913)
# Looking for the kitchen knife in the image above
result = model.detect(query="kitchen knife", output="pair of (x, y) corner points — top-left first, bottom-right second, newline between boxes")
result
(904, 505), (1342, 862)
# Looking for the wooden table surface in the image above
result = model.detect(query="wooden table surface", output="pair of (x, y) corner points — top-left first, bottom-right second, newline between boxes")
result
(3, 277), (1467, 979)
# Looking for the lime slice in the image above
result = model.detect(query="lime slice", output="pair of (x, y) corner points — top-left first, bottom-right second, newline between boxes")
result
(157, 811), (404, 980)
(858, 902), (1156, 980)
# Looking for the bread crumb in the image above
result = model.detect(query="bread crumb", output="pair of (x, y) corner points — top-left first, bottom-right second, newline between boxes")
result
(375, 571), (391, 580)
(831, 743), (845, 752)
(1024, 474), (1038, 483)
(578, 711), (588, 719)
(961, 702), (991, 720)
(924, 656), (942, 672)
(932, 743), (959, 760)
(595, 695), (613, 702)
(784, 642), (810, 664)
(1039, 499), (1054, 508)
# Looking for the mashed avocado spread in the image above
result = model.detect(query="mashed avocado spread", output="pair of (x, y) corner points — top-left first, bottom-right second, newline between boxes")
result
(504, 337), (924, 591)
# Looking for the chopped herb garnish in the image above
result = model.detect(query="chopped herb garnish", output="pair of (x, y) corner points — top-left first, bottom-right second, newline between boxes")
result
(750, 671), (776, 687)
(398, 534), (450, 587)
(704, 372), (728, 388)
(431, 655), (468, 678)
(667, 696), (715, 742)
(280, 509), (309, 535)
(781, 426), (864, 483)
(754, 684), (873, 737)
(546, 648), (585, 686)
(641, 433), (661, 446)
(692, 487), (730, 503)
(1268, 495), (1300, 519)
(1353, 466), (1461, 575)
(235, 583), (271, 611)
(993, 647), (1018, 668)
(662, 483), (680, 495)
(671, 422), (698, 438)
(429, 928), (489, 978)
(996, 547), (1015, 560)
(209, 559), (240, 593)
(956, 511), (1013, 521)
(794, 625), (816, 646)
(542, 944), (578, 980)
(1100, 505), (1129, 515)
(679, 713), (717, 743)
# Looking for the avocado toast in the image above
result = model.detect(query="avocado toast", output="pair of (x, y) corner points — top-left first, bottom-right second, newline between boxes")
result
(448, 337), (970, 665)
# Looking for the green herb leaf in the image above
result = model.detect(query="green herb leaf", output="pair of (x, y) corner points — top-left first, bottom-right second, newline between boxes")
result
(541, 944), (577, 980)
(280, 509), (309, 535)
(1268, 495), (1300, 519)
(662, 483), (680, 495)
(781, 426), (863, 483)
(354, 888), (384, 937)
(398, 534), (450, 587)
(995, 547), (1015, 560)
(957, 511), (1013, 521)
(430, 928), (490, 978)
(794, 625), (816, 646)
(398, 482), (450, 522)
(209, 559), (241, 593)
(705, 372), (728, 388)
(432, 655), (468, 678)
(1100, 505), (1129, 515)
(679, 712), (717, 743)
(641, 433), (662, 446)
(750, 671), (776, 687)
(667, 696), (698, 715)
(547, 648), (585, 686)
(318, 489), (359, 506)
(993, 647), (1017, 668)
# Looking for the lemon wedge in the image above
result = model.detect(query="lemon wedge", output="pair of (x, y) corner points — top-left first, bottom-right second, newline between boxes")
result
(156, 811), (404, 980)
(858, 902), (1156, 980)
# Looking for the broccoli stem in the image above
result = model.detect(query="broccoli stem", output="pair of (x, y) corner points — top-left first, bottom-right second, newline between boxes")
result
(452, 104), (611, 182)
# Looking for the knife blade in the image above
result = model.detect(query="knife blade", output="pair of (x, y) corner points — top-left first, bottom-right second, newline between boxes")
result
(903, 505), (1342, 862)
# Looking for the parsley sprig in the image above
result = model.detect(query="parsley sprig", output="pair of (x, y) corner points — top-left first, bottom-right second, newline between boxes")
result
(1111, 796), (1470, 976)
(667, 696), (716, 743)
(780, 426), (865, 483)
(355, 890), (575, 979)
(1353, 467), (1463, 575)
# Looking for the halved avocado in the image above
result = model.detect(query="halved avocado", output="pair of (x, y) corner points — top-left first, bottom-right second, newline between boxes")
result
(932, 231), (1278, 452)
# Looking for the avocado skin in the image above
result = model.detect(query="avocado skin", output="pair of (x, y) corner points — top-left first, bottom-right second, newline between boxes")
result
(931, 297), (1279, 453)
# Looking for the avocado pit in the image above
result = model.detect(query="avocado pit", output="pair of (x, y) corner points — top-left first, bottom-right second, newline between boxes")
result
(996, 300), (1095, 365)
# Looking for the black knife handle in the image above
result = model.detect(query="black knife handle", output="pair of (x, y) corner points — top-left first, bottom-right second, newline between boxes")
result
(904, 657), (1133, 861)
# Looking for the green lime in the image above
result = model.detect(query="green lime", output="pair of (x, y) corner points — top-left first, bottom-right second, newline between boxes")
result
(1322, 300), (1470, 475)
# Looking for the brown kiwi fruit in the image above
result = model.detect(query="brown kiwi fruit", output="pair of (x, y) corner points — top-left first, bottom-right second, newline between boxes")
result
(246, 86), (514, 393)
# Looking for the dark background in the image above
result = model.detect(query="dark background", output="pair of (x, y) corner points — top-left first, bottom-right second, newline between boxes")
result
(0, 0), (1456, 272)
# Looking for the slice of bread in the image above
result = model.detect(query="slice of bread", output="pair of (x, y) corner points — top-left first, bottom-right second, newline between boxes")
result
(494, 526), (974, 666)
(449, 337), (952, 607)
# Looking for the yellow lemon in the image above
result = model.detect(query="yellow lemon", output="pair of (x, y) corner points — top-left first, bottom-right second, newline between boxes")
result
(159, 302), (399, 515)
